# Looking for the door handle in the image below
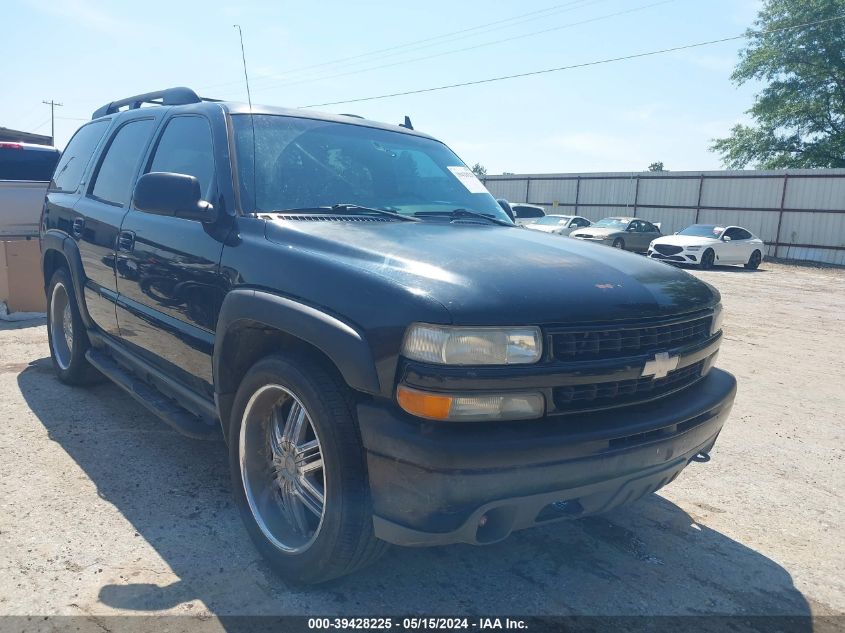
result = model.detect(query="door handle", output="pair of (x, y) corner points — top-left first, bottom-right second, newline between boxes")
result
(72, 217), (85, 238)
(117, 231), (135, 252)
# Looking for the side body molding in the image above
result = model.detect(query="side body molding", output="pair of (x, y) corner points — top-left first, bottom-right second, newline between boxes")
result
(41, 230), (95, 329)
(214, 289), (381, 398)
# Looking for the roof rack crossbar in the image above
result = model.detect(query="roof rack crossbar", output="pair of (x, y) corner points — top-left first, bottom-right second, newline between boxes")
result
(92, 87), (203, 119)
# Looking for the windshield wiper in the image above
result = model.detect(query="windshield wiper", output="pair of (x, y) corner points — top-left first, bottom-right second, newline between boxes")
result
(275, 204), (419, 222)
(413, 208), (514, 227)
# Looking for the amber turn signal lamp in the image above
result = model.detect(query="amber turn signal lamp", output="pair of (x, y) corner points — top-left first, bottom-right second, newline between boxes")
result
(396, 385), (452, 420)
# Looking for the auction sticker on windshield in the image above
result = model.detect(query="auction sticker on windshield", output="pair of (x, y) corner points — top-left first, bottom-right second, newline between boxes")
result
(447, 166), (488, 194)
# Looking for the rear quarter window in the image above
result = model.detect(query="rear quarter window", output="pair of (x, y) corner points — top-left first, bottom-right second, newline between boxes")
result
(0, 146), (60, 181)
(90, 118), (155, 206)
(514, 206), (545, 219)
(50, 121), (110, 192)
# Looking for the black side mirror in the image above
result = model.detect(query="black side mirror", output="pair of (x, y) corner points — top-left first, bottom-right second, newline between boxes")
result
(133, 172), (216, 222)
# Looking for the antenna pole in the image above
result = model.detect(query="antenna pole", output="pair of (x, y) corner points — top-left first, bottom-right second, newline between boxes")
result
(42, 99), (63, 145)
(233, 25), (253, 109)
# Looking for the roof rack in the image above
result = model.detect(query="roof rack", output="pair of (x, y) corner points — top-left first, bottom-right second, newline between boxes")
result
(91, 87), (213, 119)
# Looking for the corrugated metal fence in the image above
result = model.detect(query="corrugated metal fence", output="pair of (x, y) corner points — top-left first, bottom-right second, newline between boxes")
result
(482, 169), (845, 265)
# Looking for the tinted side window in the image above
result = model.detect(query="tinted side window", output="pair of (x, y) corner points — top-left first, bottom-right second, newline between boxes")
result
(572, 217), (589, 227)
(515, 206), (544, 219)
(91, 119), (155, 206)
(734, 228), (752, 240)
(0, 146), (60, 181)
(147, 116), (215, 198)
(641, 221), (658, 232)
(50, 121), (109, 191)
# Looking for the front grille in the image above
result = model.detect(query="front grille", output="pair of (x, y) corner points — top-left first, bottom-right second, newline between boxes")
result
(650, 253), (686, 262)
(654, 244), (683, 255)
(553, 360), (705, 413)
(550, 314), (711, 362)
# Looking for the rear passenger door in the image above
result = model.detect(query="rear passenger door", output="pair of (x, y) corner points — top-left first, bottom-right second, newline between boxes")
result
(67, 117), (155, 335)
(114, 114), (227, 396)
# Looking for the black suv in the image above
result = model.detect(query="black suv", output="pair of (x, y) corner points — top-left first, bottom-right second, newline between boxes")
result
(41, 87), (735, 583)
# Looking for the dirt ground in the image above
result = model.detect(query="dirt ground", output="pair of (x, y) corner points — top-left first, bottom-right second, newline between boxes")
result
(0, 261), (843, 622)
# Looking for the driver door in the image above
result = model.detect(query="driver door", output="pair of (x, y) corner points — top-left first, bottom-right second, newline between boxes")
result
(114, 114), (228, 396)
(720, 227), (745, 263)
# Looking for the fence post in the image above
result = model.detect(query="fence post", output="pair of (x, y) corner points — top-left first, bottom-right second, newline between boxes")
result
(525, 178), (531, 204)
(632, 175), (640, 217)
(774, 173), (789, 259)
(694, 174), (704, 223)
(574, 176), (581, 215)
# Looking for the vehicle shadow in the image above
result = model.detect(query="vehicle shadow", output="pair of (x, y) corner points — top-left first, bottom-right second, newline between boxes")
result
(17, 357), (811, 623)
(678, 264), (768, 274)
(0, 315), (47, 330)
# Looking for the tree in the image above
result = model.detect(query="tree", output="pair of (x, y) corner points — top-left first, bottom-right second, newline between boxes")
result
(470, 163), (487, 178)
(712, 0), (845, 169)
(648, 161), (666, 171)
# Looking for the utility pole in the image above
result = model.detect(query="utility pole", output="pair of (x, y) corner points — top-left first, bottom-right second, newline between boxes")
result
(42, 100), (63, 144)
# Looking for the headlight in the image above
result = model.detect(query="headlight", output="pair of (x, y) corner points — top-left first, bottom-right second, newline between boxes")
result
(402, 324), (542, 365)
(397, 385), (545, 421)
(687, 246), (702, 251)
(710, 303), (723, 335)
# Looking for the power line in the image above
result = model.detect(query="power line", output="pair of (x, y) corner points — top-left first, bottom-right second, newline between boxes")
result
(246, 0), (674, 95)
(301, 14), (845, 108)
(199, 0), (605, 92)
(30, 117), (53, 134)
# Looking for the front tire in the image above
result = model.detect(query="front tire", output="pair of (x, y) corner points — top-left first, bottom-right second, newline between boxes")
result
(47, 268), (100, 385)
(612, 238), (625, 249)
(229, 354), (386, 583)
(700, 249), (715, 270)
(745, 250), (762, 270)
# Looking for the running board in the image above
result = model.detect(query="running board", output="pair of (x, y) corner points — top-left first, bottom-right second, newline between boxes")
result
(85, 349), (219, 440)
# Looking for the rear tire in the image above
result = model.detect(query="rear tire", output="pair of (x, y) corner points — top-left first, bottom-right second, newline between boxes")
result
(229, 354), (387, 584)
(700, 249), (715, 270)
(612, 238), (625, 249)
(46, 268), (100, 385)
(745, 250), (762, 270)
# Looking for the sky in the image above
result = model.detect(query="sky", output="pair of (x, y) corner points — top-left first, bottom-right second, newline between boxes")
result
(1, 0), (764, 174)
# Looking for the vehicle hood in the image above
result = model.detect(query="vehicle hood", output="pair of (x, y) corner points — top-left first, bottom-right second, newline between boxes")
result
(264, 219), (718, 325)
(653, 235), (719, 247)
(571, 227), (620, 238)
(525, 224), (562, 233)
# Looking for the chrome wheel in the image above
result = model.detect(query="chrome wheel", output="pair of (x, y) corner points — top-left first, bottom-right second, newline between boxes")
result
(239, 385), (326, 553)
(50, 282), (73, 370)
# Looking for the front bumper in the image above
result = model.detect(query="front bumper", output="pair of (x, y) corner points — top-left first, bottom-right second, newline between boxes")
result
(357, 368), (736, 546)
(648, 247), (701, 263)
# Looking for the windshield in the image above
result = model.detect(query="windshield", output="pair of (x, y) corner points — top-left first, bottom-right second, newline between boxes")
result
(679, 224), (724, 238)
(592, 218), (629, 229)
(535, 215), (571, 226)
(232, 114), (511, 222)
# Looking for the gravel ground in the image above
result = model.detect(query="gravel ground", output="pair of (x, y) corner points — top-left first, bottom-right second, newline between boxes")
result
(0, 260), (843, 621)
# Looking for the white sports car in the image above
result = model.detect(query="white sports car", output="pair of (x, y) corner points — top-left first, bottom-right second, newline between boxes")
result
(524, 214), (592, 236)
(647, 224), (765, 270)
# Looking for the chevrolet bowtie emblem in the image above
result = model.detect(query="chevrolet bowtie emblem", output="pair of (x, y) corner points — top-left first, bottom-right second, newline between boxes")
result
(641, 352), (680, 379)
